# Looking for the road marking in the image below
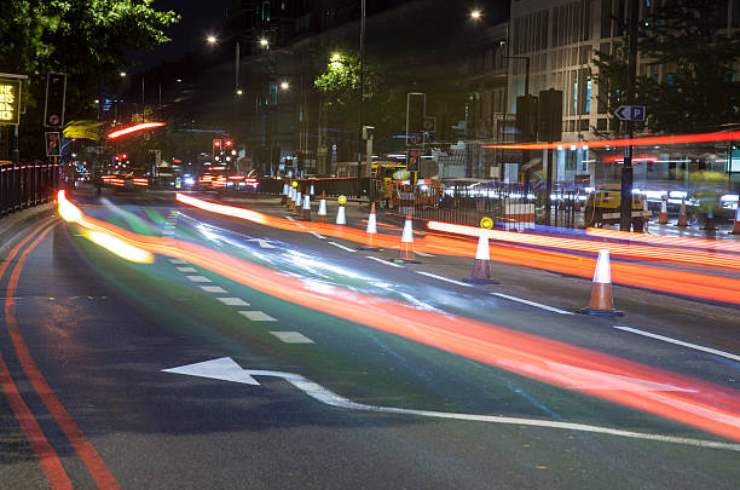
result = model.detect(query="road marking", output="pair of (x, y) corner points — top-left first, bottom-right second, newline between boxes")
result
(328, 241), (357, 253)
(176, 267), (198, 273)
(186, 275), (212, 283)
(614, 326), (740, 363)
(366, 255), (404, 268)
(169, 258), (188, 265)
(285, 215), (295, 221)
(163, 357), (740, 453)
(416, 271), (472, 288)
(239, 311), (277, 322)
(247, 238), (276, 249)
(217, 297), (250, 306)
(270, 331), (315, 344)
(310, 231), (326, 240)
(492, 293), (574, 315)
(200, 286), (228, 294)
(415, 251), (435, 257)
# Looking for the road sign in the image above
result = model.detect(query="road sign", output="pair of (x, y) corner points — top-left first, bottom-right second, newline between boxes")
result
(45, 131), (61, 157)
(614, 105), (646, 122)
(480, 216), (493, 230)
(0, 77), (22, 126)
(422, 116), (436, 132)
(44, 72), (67, 128)
(337, 195), (347, 206)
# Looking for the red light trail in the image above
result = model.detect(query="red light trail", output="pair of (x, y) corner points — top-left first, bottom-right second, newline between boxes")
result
(107, 122), (166, 140)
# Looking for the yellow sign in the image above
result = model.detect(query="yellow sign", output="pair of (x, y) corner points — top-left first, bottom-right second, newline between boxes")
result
(0, 79), (21, 125)
(338, 195), (347, 205)
(480, 216), (493, 230)
(291, 180), (298, 188)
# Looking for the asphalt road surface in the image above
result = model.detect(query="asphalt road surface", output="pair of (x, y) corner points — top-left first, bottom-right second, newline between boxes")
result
(1, 188), (738, 489)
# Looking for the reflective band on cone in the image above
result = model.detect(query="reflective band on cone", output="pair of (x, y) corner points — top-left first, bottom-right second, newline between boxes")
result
(393, 214), (420, 263)
(578, 249), (623, 317)
(463, 232), (498, 284)
(302, 195), (312, 221)
(676, 201), (688, 227)
(336, 205), (346, 225)
(731, 207), (740, 235)
(658, 200), (668, 225)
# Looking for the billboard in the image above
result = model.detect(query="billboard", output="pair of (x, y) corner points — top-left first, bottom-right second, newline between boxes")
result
(0, 77), (21, 125)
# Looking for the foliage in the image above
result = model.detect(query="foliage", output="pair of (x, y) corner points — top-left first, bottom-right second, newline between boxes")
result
(314, 52), (378, 108)
(593, 0), (740, 134)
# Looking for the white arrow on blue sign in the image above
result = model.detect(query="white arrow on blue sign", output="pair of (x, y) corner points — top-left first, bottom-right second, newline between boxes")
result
(614, 105), (646, 121)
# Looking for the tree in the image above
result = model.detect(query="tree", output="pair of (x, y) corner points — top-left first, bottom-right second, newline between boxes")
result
(0, 0), (178, 158)
(593, 0), (740, 134)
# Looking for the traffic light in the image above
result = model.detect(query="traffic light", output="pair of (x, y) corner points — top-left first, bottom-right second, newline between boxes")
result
(515, 95), (538, 142)
(44, 72), (67, 128)
(224, 139), (234, 148)
(538, 89), (563, 143)
(212, 138), (222, 162)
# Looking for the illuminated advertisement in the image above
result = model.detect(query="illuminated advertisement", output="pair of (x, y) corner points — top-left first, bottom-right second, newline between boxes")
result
(0, 78), (21, 125)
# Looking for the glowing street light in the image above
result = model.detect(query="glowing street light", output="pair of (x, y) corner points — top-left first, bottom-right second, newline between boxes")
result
(119, 71), (127, 78)
(236, 89), (243, 96)
(259, 38), (269, 48)
(206, 35), (218, 45)
(279, 81), (290, 91)
(470, 9), (483, 21)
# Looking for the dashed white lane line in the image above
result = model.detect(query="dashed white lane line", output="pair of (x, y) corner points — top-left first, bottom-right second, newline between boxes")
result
(414, 250), (435, 257)
(328, 241), (357, 253)
(415, 271), (472, 288)
(176, 267), (198, 273)
(186, 275), (212, 283)
(169, 258), (188, 265)
(200, 286), (228, 294)
(239, 311), (277, 322)
(310, 231), (326, 240)
(366, 256), (404, 268)
(270, 331), (315, 344)
(614, 326), (740, 363)
(217, 297), (250, 306)
(491, 293), (574, 315)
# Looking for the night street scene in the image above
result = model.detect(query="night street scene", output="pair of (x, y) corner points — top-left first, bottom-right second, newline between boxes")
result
(1, 0), (740, 488)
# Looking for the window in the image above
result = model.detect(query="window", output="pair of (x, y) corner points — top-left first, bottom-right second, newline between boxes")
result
(601, 0), (613, 38)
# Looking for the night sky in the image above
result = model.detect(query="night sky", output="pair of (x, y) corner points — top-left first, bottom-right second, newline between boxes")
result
(135, 0), (232, 69)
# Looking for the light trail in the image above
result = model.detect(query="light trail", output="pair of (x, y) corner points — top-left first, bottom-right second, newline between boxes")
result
(57, 193), (740, 443)
(106, 121), (166, 139)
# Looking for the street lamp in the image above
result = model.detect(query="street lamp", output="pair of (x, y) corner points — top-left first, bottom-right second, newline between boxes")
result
(119, 71), (127, 78)
(259, 37), (269, 48)
(206, 35), (217, 45)
(279, 81), (290, 91)
(236, 89), (243, 96)
(470, 9), (483, 21)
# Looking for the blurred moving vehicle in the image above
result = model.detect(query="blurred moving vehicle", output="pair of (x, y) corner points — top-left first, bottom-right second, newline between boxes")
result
(584, 184), (651, 231)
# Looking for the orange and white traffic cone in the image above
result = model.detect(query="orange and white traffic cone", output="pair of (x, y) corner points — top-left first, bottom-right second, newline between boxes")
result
(335, 204), (346, 225)
(463, 232), (497, 284)
(393, 214), (420, 263)
(731, 207), (740, 235)
(658, 200), (668, 225)
(358, 202), (380, 251)
(294, 190), (302, 213)
(578, 249), (622, 317)
(318, 194), (327, 223)
(281, 183), (289, 205)
(302, 194), (312, 221)
(676, 200), (688, 227)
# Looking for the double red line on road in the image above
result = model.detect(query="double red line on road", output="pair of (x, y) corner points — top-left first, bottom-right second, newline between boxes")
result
(0, 218), (119, 489)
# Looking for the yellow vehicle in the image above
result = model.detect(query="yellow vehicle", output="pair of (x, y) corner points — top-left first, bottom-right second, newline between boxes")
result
(584, 184), (651, 231)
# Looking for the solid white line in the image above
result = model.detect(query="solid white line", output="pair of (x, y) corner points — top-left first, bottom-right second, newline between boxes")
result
(270, 331), (315, 344)
(416, 271), (472, 288)
(328, 241), (357, 253)
(366, 256), (404, 268)
(614, 326), (740, 363)
(491, 293), (574, 315)
(176, 267), (198, 273)
(310, 231), (326, 240)
(200, 286), (228, 294)
(169, 258), (188, 265)
(239, 311), (277, 322)
(414, 251), (435, 257)
(186, 275), (212, 283)
(217, 297), (250, 306)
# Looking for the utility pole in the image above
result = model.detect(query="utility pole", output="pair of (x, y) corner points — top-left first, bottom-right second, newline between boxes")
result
(620, 0), (640, 231)
(358, 0), (367, 177)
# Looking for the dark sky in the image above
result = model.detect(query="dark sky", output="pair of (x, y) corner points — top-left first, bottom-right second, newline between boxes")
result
(135, 0), (231, 69)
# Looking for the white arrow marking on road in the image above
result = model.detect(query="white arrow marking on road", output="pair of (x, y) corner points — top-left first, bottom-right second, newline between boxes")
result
(162, 357), (740, 452)
(247, 238), (276, 249)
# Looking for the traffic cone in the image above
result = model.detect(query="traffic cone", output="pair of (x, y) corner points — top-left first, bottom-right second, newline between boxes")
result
(302, 194), (312, 221)
(310, 185), (315, 196)
(294, 191), (302, 212)
(731, 207), (740, 235)
(578, 249), (622, 317)
(287, 187), (296, 209)
(704, 207), (717, 232)
(318, 193), (327, 223)
(463, 232), (497, 284)
(393, 214), (420, 264)
(358, 202), (380, 250)
(281, 183), (289, 205)
(336, 204), (346, 225)
(676, 200), (688, 227)
(658, 200), (668, 225)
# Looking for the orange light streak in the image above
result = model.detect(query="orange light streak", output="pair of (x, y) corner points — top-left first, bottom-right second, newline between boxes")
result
(107, 122), (166, 140)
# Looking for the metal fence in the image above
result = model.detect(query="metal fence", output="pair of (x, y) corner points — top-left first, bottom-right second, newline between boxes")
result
(1, 163), (59, 216)
(250, 177), (379, 200)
